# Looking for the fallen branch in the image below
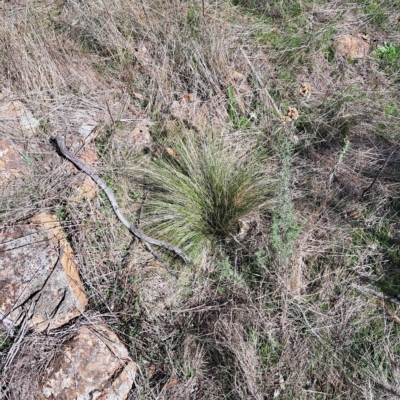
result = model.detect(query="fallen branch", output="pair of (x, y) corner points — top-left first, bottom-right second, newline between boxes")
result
(350, 283), (400, 306)
(55, 135), (189, 263)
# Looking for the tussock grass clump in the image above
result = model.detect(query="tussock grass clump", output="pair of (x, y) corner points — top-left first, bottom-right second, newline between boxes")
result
(142, 134), (272, 260)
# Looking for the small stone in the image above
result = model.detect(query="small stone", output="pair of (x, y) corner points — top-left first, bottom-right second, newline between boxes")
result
(78, 122), (97, 141)
(0, 100), (39, 137)
(41, 324), (136, 399)
(0, 100), (24, 117)
(71, 110), (98, 142)
(336, 35), (370, 59)
(20, 112), (40, 135)
(68, 146), (100, 201)
(72, 175), (99, 200)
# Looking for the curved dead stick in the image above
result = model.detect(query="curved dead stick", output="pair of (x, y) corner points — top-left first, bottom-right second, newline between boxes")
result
(55, 135), (189, 263)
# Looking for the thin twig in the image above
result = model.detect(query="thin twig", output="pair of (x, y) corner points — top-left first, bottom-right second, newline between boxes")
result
(328, 139), (350, 187)
(55, 135), (189, 263)
(361, 145), (398, 197)
(241, 49), (282, 117)
(105, 100), (115, 129)
(377, 299), (400, 325)
(174, 301), (231, 314)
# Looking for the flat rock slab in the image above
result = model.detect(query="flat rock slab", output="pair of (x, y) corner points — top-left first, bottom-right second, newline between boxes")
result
(42, 324), (136, 399)
(0, 139), (27, 185)
(0, 214), (88, 333)
(0, 98), (39, 137)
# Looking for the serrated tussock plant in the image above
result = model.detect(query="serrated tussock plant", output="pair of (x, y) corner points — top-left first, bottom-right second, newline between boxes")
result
(141, 134), (272, 260)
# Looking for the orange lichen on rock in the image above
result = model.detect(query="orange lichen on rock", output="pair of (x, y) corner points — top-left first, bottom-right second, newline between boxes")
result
(42, 325), (136, 399)
(0, 214), (88, 333)
(0, 139), (27, 184)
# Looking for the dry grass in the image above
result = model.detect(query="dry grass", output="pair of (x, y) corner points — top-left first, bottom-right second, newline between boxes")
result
(1, 0), (400, 399)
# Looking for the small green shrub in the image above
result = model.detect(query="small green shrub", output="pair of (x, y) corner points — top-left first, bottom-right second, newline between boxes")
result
(375, 42), (400, 75)
(362, 0), (388, 28)
(0, 334), (11, 353)
(227, 85), (252, 129)
(141, 134), (272, 260)
(376, 42), (400, 62)
(270, 129), (302, 267)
